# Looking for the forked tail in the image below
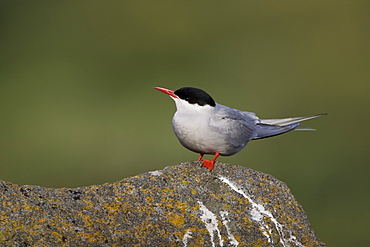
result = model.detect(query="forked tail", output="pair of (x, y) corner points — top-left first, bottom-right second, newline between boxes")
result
(253, 113), (327, 140)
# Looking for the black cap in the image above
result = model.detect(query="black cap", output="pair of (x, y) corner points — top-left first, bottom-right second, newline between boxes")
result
(174, 87), (216, 107)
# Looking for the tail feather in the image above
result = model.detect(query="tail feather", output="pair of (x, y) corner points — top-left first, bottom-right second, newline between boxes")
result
(253, 113), (326, 140)
(259, 113), (327, 126)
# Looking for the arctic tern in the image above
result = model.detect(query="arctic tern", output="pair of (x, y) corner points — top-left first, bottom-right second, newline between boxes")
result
(154, 86), (326, 171)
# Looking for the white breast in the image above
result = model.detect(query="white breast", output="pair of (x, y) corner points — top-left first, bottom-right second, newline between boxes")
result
(171, 99), (245, 155)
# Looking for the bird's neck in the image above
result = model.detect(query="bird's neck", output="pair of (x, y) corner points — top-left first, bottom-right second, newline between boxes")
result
(174, 100), (215, 116)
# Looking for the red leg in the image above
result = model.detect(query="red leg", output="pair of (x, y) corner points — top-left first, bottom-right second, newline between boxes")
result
(197, 154), (204, 161)
(201, 153), (220, 171)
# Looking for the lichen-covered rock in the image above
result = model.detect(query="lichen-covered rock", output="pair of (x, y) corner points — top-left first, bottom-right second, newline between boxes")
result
(0, 162), (325, 247)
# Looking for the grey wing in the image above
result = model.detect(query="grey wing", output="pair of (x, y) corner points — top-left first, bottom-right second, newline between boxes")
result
(209, 105), (258, 147)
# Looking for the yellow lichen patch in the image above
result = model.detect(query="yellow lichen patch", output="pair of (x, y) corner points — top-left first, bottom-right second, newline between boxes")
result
(75, 230), (107, 244)
(60, 220), (75, 231)
(24, 235), (34, 244)
(145, 196), (154, 203)
(262, 198), (270, 204)
(235, 197), (248, 205)
(121, 204), (134, 213)
(82, 215), (93, 228)
(141, 187), (155, 196)
(88, 185), (100, 190)
(253, 238), (267, 247)
(270, 185), (279, 193)
(51, 231), (64, 242)
(196, 227), (210, 235)
(164, 202), (175, 210)
(103, 202), (121, 215)
(175, 202), (189, 213)
(82, 199), (94, 210)
(235, 209), (243, 214)
(191, 189), (197, 195)
(0, 214), (9, 220)
(133, 222), (153, 240)
(0, 233), (12, 243)
(285, 215), (299, 224)
(187, 212), (199, 220)
(262, 215), (271, 223)
(36, 218), (48, 224)
(168, 213), (185, 227)
(273, 204), (283, 211)
(212, 193), (225, 200)
(22, 204), (34, 212)
(242, 216), (252, 224)
(114, 182), (135, 194)
(160, 186), (172, 193)
(234, 235), (242, 244)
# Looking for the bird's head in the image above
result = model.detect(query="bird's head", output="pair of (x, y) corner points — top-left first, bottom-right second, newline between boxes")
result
(154, 87), (216, 113)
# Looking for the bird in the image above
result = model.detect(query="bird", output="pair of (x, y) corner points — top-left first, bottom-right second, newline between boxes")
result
(154, 86), (326, 171)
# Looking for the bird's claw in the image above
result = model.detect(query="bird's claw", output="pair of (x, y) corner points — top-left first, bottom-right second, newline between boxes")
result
(201, 160), (215, 171)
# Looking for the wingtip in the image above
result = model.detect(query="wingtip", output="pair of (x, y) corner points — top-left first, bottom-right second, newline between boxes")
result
(294, 128), (317, 131)
(303, 113), (328, 120)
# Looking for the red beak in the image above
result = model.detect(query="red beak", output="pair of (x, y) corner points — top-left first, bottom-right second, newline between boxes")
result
(154, 87), (178, 98)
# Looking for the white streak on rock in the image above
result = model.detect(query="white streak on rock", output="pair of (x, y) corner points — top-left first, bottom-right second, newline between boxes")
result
(198, 201), (224, 247)
(182, 229), (192, 247)
(219, 176), (304, 247)
(148, 170), (162, 176)
(220, 210), (239, 246)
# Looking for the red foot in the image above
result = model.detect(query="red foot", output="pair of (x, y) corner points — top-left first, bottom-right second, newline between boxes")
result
(199, 153), (219, 171)
(201, 160), (215, 171)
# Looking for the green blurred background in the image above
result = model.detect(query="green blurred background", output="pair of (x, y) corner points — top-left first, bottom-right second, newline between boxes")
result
(0, 1), (368, 246)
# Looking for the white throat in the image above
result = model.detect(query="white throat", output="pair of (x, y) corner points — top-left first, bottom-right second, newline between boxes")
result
(172, 98), (215, 115)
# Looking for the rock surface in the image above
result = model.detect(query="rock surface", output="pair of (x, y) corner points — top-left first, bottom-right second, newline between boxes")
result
(0, 162), (325, 247)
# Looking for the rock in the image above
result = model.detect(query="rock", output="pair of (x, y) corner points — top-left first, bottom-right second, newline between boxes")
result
(0, 162), (325, 246)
